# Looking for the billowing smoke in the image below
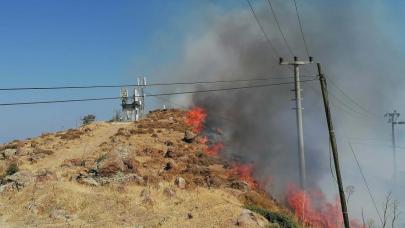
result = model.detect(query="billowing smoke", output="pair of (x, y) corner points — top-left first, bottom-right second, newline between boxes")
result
(172, 4), (327, 197)
(163, 0), (405, 224)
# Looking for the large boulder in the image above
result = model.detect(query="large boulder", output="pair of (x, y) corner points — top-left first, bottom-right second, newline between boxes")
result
(36, 169), (57, 182)
(16, 147), (34, 156)
(183, 131), (197, 143)
(4, 170), (34, 189)
(97, 155), (125, 177)
(236, 209), (270, 227)
(2, 149), (17, 159)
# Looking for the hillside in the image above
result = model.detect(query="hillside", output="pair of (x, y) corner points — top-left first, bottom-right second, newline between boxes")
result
(0, 109), (300, 228)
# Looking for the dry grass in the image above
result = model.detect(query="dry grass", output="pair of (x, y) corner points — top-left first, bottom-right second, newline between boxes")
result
(0, 110), (287, 227)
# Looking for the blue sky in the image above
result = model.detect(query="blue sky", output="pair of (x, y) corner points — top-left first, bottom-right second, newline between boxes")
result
(1, 0), (403, 142)
(0, 0), (245, 142)
(2, 0), (405, 224)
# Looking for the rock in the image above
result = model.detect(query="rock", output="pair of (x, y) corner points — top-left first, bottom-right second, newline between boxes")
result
(61, 158), (84, 167)
(5, 171), (34, 189)
(130, 174), (145, 185)
(97, 155), (125, 177)
(187, 212), (193, 219)
(139, 188), (150, 198)
(164, 140), (174, 146)
(183, 131), (196, 143)
(0, 183), (14, 193)
(33, 148), (54, 155)
(16, 147), (34, 156)
(3, 149), (17, 159)
(175, 177), (186, 189)
(163, 162), (174, 171)
(229, 181), (249, 192)
(123, 157), (138, 173)
(164, 149), (175, 158)
(140, 189), (154, 206)
(236, 209), (270, 227)
(163, 187), (176, 198)
(78, 177), (100, 186)
(36, 169), (57, 182)
(50, 208), (77, 221)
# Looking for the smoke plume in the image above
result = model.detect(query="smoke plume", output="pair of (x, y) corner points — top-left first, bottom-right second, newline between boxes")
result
(163, 0), (405, 224)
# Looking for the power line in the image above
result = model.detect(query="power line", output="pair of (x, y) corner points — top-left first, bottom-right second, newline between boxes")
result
(292, 0), (310, 57)
(0, 97), (121, 106)
(246, 0), (280, 57)
(0, 75), (316, 91)
(328, 90), (382, 122)
(348, 142), (384, 225)
(0, 79), (317, 107)
(265, 0), (294, 56)
(326, 75), (381, 118)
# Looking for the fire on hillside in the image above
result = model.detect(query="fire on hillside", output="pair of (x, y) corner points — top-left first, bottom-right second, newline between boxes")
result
(185, 107), (363, 228)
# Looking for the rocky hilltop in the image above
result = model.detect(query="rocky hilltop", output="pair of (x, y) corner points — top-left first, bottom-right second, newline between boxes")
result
(0, 109), (300, 228)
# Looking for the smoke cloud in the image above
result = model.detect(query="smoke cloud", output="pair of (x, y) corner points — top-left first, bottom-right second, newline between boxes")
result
(162, 0), (405, 224)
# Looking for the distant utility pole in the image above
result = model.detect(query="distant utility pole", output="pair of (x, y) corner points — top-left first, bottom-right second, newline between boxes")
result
(384, 110), (405, 182)
(317, 63), (350, 228)
(279, 56), (314, 189)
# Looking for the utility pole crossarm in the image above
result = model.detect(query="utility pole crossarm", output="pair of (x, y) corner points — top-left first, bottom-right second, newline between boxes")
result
(279, 56), (314, 65)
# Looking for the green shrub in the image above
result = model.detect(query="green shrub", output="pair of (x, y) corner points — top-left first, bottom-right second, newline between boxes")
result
(244, 205), (298, 228)
(6, 163), (19, 176)
(195, 151), (205, 158)
(81, 114), (96, 126)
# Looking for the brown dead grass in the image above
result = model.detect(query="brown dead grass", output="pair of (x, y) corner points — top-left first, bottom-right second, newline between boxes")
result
(0, 109), (285, 227)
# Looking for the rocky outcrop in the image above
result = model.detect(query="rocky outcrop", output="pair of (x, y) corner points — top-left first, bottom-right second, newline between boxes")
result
(236, 209), (270, 228)
(97, 155), (125, 177)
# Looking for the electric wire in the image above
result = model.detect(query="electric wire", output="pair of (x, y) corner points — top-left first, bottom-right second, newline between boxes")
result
(0, 79), (317, 106)
(292, 0), (310, 57)
(348, 142), (384, 225)
(0, 75), (316, 91)
(325, 75), (381, 118)
(265, 0), (294, 56)
(328, 90), (383, 124)
(246, 0), (280, 57)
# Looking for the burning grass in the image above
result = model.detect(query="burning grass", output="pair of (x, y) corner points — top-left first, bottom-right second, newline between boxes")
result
(185, 107), (207, 133)
(286, 184), (363, 228)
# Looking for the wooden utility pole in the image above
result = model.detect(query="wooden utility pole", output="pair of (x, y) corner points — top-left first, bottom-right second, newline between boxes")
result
(280, 56), (314, 189)
(317, 63), (350, 228)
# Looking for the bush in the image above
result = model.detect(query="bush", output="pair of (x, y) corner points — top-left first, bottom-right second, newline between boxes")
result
(6, 163), (19, 176)
(81, 114), (96, 126)
(244, 205), (298, 228)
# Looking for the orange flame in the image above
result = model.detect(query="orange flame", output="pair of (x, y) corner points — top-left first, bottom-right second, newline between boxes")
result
(287, 184), (364, 228)
(205, 142), (224, 156)
(185, 107), (207, 133)
(199, 135), (208, 144)
(230, 163), (258, 189)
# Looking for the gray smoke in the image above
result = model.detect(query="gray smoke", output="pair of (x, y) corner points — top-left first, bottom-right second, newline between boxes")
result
(172, 4), (327, 196)
(162, 0), (405, 223)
